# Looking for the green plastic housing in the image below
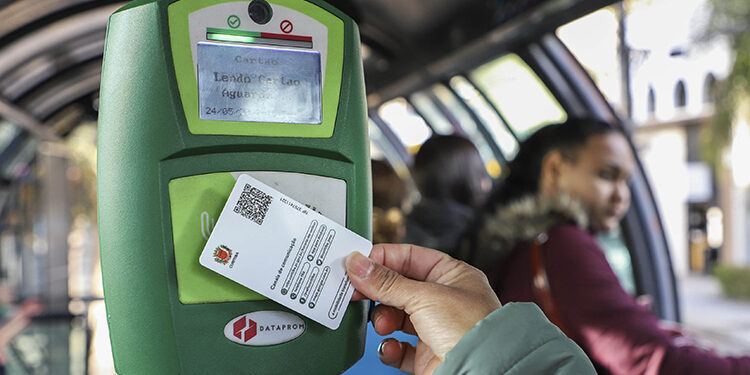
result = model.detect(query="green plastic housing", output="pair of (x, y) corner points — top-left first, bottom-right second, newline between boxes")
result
(97, 0), (371, 373)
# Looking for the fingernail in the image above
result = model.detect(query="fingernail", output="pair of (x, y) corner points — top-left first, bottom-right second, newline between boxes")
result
(377, 339), (401, 365)
(346, 252), (374, 279)
(371, 309), (381, 325)
(377, 340), (386, 357)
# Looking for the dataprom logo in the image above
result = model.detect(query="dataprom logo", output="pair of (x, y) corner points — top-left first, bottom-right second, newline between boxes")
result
(224, 311), (306, 346)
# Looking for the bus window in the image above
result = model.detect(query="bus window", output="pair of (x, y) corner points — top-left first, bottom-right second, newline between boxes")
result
(0, 130), (37, 181)
(369, 119), (409, 168)
(0, 121), (21, 150)
(556, 7), (623, 114)
(377, 98), (432, 153)
(408, 91), (454, 135)
(428, 84), (500, 177)
(448, 76), (519, 160)
(469, 53), (567, 140)
(369, 140), (384, 160)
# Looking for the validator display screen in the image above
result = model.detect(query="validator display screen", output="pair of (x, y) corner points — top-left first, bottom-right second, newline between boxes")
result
(197, 42), (322, 124)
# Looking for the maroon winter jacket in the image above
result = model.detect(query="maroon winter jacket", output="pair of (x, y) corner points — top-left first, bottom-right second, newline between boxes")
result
(487, 223), (750, 374)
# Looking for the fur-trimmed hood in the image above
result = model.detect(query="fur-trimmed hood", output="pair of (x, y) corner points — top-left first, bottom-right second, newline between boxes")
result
(472, 194), (589, 270)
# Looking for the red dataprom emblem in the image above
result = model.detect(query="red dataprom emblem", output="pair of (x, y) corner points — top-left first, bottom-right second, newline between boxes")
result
(234, 316), (257, 342)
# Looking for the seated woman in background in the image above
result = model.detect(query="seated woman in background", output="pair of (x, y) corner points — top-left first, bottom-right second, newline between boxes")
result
(403, 135), (491, 257)
(469, 118), (750, 374)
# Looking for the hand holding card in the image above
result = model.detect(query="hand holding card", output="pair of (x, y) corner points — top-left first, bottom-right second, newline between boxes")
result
(199, 174), (372, 330)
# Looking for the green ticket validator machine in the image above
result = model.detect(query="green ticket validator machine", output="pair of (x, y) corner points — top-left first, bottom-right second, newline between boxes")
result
(97, 0), (370, 373)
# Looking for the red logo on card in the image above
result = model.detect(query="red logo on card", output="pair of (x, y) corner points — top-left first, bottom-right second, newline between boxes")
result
(233, 316), (257, 342)
(213, 245), (232, 265)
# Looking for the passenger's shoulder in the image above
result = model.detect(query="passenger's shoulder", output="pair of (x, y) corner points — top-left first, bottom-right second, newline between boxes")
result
(547, 222), (592, 240)
(545, 223), (601, 255)
(543, 224), (618, 282)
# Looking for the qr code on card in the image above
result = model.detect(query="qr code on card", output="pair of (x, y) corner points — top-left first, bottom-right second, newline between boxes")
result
(233, 183), (273, 225)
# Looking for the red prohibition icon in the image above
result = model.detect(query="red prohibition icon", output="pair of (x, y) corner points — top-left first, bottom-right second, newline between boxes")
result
(280, 19), (293, 34)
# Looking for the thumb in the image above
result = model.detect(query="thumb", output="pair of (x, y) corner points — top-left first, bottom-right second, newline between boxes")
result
(346, 252), (421, 310)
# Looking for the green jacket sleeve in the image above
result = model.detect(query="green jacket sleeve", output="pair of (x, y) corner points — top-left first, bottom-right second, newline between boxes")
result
(434, 302), (595, 375)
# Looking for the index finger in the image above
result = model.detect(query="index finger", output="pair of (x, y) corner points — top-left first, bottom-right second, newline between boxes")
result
(368, 243), (457, 283)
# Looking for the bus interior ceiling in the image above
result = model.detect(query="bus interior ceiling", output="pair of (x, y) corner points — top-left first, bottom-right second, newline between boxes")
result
(0, 0), (619, 148)
(0, 0), (620, 217)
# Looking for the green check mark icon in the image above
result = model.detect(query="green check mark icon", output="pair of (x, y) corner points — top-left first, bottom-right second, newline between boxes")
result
(227, 15), (241, 29)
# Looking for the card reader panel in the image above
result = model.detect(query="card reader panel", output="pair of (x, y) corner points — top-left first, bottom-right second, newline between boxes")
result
(169, 171), (346, 304)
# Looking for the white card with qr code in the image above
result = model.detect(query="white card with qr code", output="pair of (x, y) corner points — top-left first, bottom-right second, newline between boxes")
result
(198, 173), (372, 330)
